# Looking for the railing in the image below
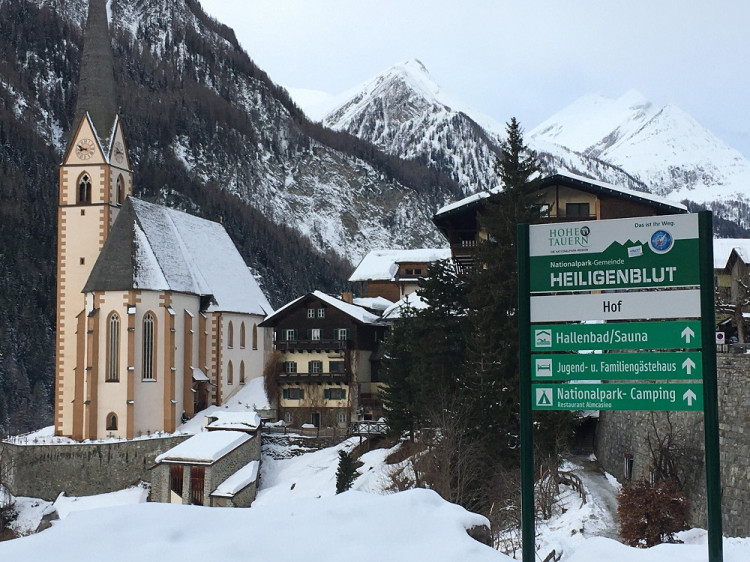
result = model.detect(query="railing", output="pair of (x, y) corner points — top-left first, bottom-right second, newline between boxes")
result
(276, 371), (349, 384)
(275, 339), (349, 352)
(351, 420), (388, 436)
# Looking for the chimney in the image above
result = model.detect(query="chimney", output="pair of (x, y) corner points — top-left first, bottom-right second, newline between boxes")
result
(341, 292), (353, 304)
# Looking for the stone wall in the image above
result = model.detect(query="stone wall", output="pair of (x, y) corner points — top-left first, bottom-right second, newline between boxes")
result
(594, 353), (750, 536)
(0, 435), (190, 501)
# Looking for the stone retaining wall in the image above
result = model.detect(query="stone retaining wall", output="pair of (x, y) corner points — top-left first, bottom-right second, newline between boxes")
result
(594, 353), (750, 536)
(0, 435), (190, 501)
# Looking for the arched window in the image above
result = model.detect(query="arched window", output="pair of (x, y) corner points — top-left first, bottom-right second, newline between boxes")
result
(106, 412), (118, 431)
(142, 312), (156, 380)
(227, 361), (234, 385)
(107, 313), (120, 382)
(252, 324), (258, 350)
(240, 361), (245, 384)
(78, 173), (92, 204)
(116, 175), (124, 205)
(240, 323), (246, 348)
(228, 321), (234, 348)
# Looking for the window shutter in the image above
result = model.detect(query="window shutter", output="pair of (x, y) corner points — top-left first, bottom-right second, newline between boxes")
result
(324, 389), (330, 400)
(282, 389), (289, 399)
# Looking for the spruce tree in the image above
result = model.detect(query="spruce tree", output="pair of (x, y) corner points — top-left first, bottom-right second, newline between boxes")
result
(335, 450), (357, 494)
(461, 117), (542, 460)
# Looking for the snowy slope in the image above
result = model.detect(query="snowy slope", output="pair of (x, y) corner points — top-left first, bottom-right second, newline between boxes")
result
(305, 61), (656, 198)
(530, 91), (750, 204)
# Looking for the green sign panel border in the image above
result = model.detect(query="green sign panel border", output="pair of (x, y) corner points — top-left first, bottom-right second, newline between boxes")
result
(532, 383), (704, 411)
(531, 351), (703, 381)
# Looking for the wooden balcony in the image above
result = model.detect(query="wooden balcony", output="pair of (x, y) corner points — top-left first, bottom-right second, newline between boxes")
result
(274, 338), (349, 352)
(276, 371), (349, 384)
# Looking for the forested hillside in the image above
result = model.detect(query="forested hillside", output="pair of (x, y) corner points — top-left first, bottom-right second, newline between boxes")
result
(0, 0), (460, 434)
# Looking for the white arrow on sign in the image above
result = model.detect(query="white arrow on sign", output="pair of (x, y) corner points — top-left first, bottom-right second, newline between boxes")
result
(681, 327), (695, 344)
(682, 358), (696, 374)
(683, 389), (697, 406)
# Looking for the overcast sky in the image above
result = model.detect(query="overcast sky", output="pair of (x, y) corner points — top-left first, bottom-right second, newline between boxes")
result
(198, 0), (750, 157)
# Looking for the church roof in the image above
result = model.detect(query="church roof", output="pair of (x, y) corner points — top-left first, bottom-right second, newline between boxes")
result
(84, 198), (273, 316)
(73, 0), (118, 146)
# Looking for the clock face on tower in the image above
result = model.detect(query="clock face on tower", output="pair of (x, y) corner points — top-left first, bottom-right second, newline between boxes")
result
(113, 141), (125, 163)
(75, 137), (95, 160)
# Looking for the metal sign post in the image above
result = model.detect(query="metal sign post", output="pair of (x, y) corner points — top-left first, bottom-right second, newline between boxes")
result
(517, 211), (722, 562)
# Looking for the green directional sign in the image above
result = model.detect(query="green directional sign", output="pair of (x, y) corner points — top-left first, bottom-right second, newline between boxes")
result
(529, 214), (700, 293)
(531, 321), (701, 352)
(531, 351), (702, 381)
(531, 383), (704, 411)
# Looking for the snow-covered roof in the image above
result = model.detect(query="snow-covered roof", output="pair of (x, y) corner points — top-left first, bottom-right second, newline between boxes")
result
(263, 290), (382, 326)
(155, 430), (250, 464)
(206, 411), (261, 432)
(349, 248), (452, 282)
(211, 461), (260, 498)
(714, 238), (750, 269)
(434, 171), (686, 218)
(84, 198), (273, 316)
(352, 296), (394, 312)
(382, 292), (429, 320)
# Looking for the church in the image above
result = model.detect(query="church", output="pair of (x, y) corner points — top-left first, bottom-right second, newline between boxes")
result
(54, 0), (272, 441)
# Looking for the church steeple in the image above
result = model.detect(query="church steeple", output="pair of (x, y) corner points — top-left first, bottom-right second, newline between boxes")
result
(74, 0), (118, 143)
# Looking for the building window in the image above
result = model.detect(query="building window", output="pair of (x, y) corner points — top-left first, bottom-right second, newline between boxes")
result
(240, 361), (246, 384)
(317, 308), (325, 318)
(106, 412), (118, 431)
(624, 455), (634, 480)
(329, 361), (345, 373)
(324, 388), (346, 400)
(240, 323), (246, 348)
(284, 329), (297, 341)
(309, 360), (323, 374)
(142, 312), (156, 380)
(107, 313), (120, 382)
(116, 175), (124, 205)
(228, 321), (234, 348)
(566, 202), (590, 217)
(405, 268), (414, 275)
(78, 173), (92, 204)
(227, 361), (234, 385)
(283, 388), (304, 400)
(309, 328), (321, 341)
(414, 268), (422, 275)
(170, 465), (184, 498)
(337, 412), (347, 424)
(336, 328), (349, 341)
(307, 308), (316, 319)
(252, 324), (258, 350)
(283, 361), (297, 374)
(284, 411), (293, 423)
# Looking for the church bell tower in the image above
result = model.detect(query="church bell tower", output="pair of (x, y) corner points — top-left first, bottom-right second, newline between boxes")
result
(55, 0), (133, 438)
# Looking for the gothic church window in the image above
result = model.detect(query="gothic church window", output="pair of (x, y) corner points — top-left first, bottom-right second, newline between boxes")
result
(78, 173), (92, 204)
(107, 313), (120, 382)
(228, 321), (234, 348)
(240, 361), (245, 384)
(106, 412), (118, 431)
(240, 323), (246, 348)
(143, 312), (156, 380)
(116, 174), (124, 205)
(227, 361), (234, 385)
(252, 324), (258, 350)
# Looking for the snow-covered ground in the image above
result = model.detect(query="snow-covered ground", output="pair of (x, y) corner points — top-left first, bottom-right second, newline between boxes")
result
(2, 436), (749, 560)
(3, 382), (749, 560)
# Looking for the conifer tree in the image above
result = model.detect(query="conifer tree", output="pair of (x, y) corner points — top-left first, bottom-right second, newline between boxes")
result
(335, 450), (357, 494)
(461, 117), (542, 459)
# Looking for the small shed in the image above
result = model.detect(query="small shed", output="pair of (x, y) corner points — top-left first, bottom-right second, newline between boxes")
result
(150, 430), (260, 507)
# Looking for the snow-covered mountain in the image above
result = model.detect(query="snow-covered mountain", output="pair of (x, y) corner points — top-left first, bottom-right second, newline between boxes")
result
(307, 60), (654, 197)
(303, 62), (750, 229)
(529, 90), (750, 207)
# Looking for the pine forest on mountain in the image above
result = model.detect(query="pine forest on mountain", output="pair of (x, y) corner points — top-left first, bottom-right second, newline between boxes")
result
(0, 0), (460, 434)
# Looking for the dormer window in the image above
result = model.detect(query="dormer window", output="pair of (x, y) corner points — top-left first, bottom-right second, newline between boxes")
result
(78, 173), (92, 204)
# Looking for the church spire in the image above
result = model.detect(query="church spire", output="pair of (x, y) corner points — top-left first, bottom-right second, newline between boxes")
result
(74, 0), (118, 143)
